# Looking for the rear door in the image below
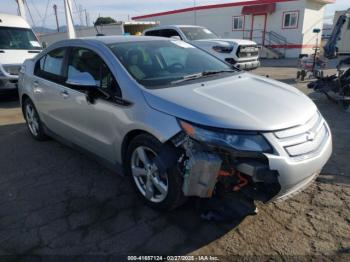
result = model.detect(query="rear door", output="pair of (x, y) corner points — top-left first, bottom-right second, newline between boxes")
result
(32, 47), (72, 134)
(33, 47), (93, 145)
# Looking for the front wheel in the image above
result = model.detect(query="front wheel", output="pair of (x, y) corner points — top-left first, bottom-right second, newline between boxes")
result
(23, 99), (47, 141)
(125, 134), (186, 210)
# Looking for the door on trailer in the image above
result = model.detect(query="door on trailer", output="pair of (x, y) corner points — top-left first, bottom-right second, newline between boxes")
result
(251, 14), (266, 45)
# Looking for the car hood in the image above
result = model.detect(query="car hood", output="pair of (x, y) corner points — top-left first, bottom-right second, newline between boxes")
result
(142, 73), (317, 131)
(194, 38), (257, 46)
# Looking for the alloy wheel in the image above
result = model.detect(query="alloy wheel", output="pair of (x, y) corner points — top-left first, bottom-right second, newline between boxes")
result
(25, 103), (39, 136)
(130, 146), (169, 203)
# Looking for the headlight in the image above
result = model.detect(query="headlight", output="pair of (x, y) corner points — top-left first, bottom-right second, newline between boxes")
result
(212, 45), (233, 53)
(179, 120), (272, 153)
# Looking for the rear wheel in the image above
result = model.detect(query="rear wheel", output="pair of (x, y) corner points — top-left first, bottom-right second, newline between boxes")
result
(125, 134), (186, 210)
(23, 99), (47, 141)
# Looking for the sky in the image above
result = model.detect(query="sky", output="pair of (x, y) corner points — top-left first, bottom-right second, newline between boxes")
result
(1, 0), (349, 28)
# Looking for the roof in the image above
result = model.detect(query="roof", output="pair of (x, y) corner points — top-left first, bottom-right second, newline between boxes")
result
(132, 0), (297, 20)
(0, 13), (31, 29)
(59, 35), (171, 45)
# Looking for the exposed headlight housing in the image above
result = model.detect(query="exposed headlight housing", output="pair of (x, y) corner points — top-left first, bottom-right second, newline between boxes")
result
(179, 120), (272, 153)
(212, 45), (233, 53)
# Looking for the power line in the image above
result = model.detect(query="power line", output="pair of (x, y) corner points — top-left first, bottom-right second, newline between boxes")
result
(27, 0), (42, 19)
(72, 0), (83, 25)
(41, 0), (51, 28)
(25, 1), (36, 28)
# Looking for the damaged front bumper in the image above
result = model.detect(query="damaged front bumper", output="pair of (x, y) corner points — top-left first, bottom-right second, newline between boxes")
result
(171, 112), (332, 203)
(264, 129), (332, 202)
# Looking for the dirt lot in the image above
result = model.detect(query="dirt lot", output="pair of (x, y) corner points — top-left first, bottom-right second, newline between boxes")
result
(0, 60), (349, 260)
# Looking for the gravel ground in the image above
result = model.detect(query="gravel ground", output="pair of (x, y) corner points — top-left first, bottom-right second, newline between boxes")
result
(0, 60), (349, 260)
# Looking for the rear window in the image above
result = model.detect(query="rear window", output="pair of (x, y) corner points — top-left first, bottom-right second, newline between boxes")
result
(145, 30), (160, 36)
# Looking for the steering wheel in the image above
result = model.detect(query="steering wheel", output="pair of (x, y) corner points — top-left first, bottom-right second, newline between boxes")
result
(168, 63), (184, 72)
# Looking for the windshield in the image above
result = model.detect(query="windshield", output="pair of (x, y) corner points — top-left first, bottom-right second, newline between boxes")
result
(108, 40), (235, 89)
(180, 27), (218, 41)
(0, 27), (41, 50)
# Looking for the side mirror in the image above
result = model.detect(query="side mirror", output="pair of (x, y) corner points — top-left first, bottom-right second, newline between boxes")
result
(170, 35), (181, 40)
(66, 72), (97, 88)
(41, 41), (47, 49)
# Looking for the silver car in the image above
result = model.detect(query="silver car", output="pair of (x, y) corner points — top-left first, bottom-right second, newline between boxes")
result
(18, 36), (332, 210)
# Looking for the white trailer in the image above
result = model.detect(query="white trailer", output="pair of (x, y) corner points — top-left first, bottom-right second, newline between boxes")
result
(133, 0), (335, 58)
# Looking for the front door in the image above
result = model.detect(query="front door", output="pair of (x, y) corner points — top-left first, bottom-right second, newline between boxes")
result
(64, 47), (124, 163)
(251, 14), (266, 45)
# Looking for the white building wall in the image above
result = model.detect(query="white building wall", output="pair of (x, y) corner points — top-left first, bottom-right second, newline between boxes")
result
(135, 0), (331, 58)
(301, 0), (326, 55)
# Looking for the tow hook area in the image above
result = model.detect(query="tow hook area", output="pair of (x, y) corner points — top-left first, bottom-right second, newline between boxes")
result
(155, 133), (281, 221)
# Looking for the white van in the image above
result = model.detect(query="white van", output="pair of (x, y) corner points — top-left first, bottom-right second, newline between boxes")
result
(0, 13), (42, 93)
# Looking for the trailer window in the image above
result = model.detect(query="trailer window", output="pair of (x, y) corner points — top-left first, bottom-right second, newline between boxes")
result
(283, 11), (299, 29)
(232, 16), (244, 31)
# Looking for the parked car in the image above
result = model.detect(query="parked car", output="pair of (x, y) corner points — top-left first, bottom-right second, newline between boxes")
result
(19, 36), (332, 210)
(144, 25), (260, 70)
(0, 13), (42, 94)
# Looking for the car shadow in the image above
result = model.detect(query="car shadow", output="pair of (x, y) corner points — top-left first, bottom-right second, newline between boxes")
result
(0, 123), (245, 255)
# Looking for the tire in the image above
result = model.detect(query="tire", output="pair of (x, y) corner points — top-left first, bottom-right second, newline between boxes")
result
(125, 134), (186, 210)
(23, 98), (48, 141)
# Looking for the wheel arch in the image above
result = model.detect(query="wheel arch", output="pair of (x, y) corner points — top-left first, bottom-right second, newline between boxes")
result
(21, 94), (31, 114)
(121, 129), (158, 165)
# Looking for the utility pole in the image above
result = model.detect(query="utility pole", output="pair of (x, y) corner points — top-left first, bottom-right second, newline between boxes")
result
(16, 0), (26, 20)
(64, 0), (76, 39)
(53, 4), (60, 32)
(84, 9), (88, 26)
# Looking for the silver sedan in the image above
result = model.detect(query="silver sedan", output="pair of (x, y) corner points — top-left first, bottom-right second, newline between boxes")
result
(18, 36), (332, 210)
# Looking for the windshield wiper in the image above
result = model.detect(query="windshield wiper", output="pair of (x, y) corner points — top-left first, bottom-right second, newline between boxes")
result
(202, 70), (236, 76)
(171, 72), (204, 84)
(171, 70), (235, 84)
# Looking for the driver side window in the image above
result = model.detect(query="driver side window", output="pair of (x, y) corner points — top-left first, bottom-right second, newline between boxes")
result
(67, 47), (121, 97)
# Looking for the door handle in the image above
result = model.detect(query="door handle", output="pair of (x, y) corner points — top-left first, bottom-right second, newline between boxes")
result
(33, 81), (42, 94)
(60, 90), (69, 99)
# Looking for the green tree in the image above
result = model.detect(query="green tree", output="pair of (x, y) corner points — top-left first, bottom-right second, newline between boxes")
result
(94, 17), (117, 26)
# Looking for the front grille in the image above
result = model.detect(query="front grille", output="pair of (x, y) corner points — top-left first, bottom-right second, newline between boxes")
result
(237, 45), (259, 58)
(3, 65), (21, 75)
(273, 112), (329, 160)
